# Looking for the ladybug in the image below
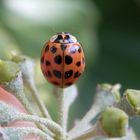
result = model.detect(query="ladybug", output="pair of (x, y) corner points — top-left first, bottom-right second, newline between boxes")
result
(40, 32), (85, 88)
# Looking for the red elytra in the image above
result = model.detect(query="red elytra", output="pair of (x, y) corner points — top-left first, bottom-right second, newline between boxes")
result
(40, 32), (85, 88)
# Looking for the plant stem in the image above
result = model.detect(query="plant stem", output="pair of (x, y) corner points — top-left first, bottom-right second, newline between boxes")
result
(57, 88), (67, 139)
(71, 127), (98, 140)
(68, 104), (99, 137)
(15, 113), (65, 139)
(57, 88), (65, 130)
(27, 82), (52, 119)
(9, 84), (50, 134)
(2, 127), (54, 140)
(4, 73), (51, 134)
(63, 105), (69, 132)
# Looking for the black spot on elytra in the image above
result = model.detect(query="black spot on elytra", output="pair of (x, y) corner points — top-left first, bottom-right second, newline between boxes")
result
(54, 55), (62, 64)
(41, 56), (44, 63)
(53, 70), (62, 79)
(74, 71), (79, 78)
(54, 35), (63, 43)
(50, 46), (57, 53)
(76, 61), (81, 67)
(79, 73), (82, 77)
(52, 81), (59, 86)
(45, 45), (49, 52)
(65, 55), (73, 65)
(78, 47), (82, 53)
(47, 71), (52, 77)
(65, 82), (73, 86)
(45, 60), (51, 66)
(61, 44), (67, 50)
(65, 70), (73, 79)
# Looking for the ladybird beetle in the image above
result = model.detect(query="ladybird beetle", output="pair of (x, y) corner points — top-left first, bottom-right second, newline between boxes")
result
(40, 32), (85, 88)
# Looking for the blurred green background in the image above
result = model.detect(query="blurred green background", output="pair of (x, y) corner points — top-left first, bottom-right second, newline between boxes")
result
(0, 0), (140, 137)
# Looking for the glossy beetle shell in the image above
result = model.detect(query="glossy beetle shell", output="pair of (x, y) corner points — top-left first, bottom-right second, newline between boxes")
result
(41, 32), (85, 88)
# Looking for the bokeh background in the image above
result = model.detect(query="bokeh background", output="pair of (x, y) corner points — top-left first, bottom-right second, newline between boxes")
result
(0, 0), (140, 137)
